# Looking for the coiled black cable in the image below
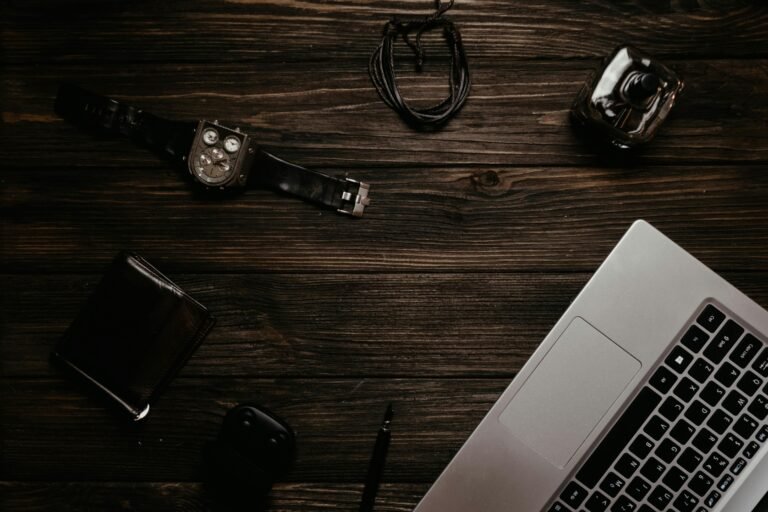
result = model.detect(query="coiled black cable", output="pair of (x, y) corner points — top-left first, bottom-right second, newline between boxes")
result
(368, 0), (471, 128)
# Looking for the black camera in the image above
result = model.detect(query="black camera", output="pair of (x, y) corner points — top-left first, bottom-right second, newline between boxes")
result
(571, 45), (684, 150)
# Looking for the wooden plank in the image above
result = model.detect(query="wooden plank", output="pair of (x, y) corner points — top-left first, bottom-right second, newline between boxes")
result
(2, 1), (767, 64)
(0, 273), (584, 378)
(3, 273), (768, 378)
(1, 377), (509, 482)
(2, 60), (767, 168)
(1, 482), (429, 512)
(3, 166), (768, 273)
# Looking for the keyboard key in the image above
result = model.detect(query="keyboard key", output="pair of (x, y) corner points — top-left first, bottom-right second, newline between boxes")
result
(753, 347), (768, 377)
(743, 441), (760, 459)
(688, 359), (714, 383)
(731, 334), (763, 368)
(733, 414), (759, 439)
(704, 490), (722, 508)
(673, 377), (699, 402)
(610, 496), (636, 512)
(757, 425), (768, 443)
(703, 320), (744, 364)
(700, 381), (726, 407)
(723, 390), (748, 415)
(548, 502), (570, 512)
(697, 305), (725, 333)
(640, 457), (665, 483)
(585, 491), (610, 512)
(576, 387), (661, 488)
(659, 396), (685, 421)
(688, 471), (714, 496)
(717, 433), (744, 458)
(599, 472), (625, 497)
(560, 481), (588, 508)
(714, 362), (741, 386)
(748, 394), (768, 421)
(650, 366), (677, 394)
(626, 476), (651, 501)
(682, 325), (710, 353)
(673, 489), (699, 512)
(706, 409), (733, 434)
(615, 453), (640, 478)
(678, 447), (703, 472)
(670, 419), (695, 444)
(702, 452), (728, 478)
(684, 400), (710, 424)
(629, 434), (655, 459)
(662, 465), (688, 491)
(638, 506), (653, 512)
(655, 438), (681, 464)
(736, 370), (763, 396)
(647, 485), (673, 510)
(666, 346), (694, 373)
(692, 428), (717, 454)
(731, 457), (747, 475)
(717, 474), (734, 492)
(643, 416), (669, 440)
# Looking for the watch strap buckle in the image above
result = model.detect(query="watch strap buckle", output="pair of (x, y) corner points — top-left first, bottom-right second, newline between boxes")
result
(337, 178), (371, 218)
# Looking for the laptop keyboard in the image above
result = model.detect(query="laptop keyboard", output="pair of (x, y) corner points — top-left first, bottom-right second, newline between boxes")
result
(548, 304), (768, 512)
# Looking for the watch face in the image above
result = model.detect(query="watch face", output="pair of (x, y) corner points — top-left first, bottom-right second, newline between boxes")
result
(194, 147), (231, 183)
(223, 136), (241, 153)
(202, 128), (219, 145)
(189, 121), (248, 187)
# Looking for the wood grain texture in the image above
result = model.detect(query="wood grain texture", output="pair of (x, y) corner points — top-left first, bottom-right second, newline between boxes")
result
(4, 0), (768, 510)
(0, 273), (582, 378)
(1, 377), (508, 482)
(4, 166), (768, 273)
(2, 60), (768, 168)
(3, 272), (768, 378)
(0, 482), (431, 512)
(2, 0), (767, 64)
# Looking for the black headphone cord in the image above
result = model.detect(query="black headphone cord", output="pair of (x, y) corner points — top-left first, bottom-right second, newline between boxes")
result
(368, 0), (471, 129)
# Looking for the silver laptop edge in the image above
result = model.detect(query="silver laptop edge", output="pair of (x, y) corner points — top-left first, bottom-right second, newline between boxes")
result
(414, 220), (768, 512)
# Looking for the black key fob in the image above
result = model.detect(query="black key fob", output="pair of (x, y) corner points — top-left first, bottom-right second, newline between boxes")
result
(204, 403), (296, 509)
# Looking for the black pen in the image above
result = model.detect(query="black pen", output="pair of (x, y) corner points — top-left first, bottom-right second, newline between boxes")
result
(359, 403), (393, 512)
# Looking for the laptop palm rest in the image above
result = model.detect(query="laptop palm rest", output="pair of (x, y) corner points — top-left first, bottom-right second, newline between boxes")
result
(499, 317), (641, 468)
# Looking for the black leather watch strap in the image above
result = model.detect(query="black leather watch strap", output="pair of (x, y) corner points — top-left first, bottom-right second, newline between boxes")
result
(55, 84), (371, 217)
(251, 150), (370, 217)
(55, 84), (196, 163)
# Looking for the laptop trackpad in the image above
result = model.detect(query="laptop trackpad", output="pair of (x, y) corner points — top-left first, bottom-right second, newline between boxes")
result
(499, 317), (641, 468)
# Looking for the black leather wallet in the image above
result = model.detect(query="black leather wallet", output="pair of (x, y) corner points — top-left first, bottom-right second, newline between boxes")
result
(52, 252), (215, 420)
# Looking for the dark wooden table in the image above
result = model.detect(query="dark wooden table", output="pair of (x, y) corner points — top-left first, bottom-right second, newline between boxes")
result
(2, 1), (768, 510)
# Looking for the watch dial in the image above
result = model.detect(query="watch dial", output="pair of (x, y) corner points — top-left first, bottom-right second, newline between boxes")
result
(223, 136), (241, 153)
(202, 128), (219, 145)
(190, 121), (248, 188)
(194, 146), (232, 184)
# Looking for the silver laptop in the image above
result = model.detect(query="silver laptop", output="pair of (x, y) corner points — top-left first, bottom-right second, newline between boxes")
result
(415, 220), (768, 512)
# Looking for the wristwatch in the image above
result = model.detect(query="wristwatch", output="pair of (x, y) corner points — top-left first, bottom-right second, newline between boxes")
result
(54, 84), (370, 217)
